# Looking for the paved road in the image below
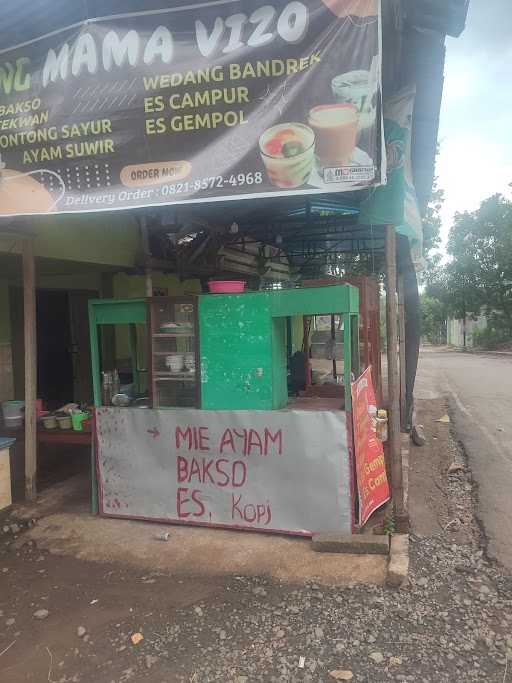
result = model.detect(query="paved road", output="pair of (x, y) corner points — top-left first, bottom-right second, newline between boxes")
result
(417, 348), (512, 570)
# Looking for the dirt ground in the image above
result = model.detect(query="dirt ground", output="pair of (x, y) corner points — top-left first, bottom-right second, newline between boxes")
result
(408, 396), (475, 543)
(1, 386), (512, 681)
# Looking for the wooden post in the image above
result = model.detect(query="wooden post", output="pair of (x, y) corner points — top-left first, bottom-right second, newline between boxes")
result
(385, 226), (404, 516)
(139, 216), (153, 297)
(145, 268), (153, 298)
(398, 274), (407, 430)
(88, 301), (101, 515)
(23, 238), (37, 501)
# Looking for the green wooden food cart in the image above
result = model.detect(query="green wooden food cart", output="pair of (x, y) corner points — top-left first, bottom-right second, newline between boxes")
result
(88, 285), (362, 532)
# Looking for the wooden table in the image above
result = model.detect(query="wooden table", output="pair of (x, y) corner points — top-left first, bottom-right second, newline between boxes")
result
(37, 428), (92, 446)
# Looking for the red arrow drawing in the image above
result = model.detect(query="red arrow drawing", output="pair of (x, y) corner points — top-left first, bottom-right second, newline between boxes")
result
(147, 428), (160, 439)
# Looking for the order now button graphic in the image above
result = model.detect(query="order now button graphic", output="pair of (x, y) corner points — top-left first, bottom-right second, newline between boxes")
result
(121, 161), (191, 187)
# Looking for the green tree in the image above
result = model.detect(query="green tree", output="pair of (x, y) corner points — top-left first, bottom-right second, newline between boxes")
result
(420, 294), (447, 344)
(446, 194), (512, 335)
(422, 176), (444, 256)
(422, 252), (447, 299)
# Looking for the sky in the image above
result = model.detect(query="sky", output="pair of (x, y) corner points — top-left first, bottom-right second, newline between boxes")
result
(436, 0), (512, 251)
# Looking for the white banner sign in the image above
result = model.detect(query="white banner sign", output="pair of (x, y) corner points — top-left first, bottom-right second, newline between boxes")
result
(96, 407), (352, 535)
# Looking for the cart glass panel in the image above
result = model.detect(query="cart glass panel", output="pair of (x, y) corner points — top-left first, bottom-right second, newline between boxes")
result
(149, 298), (199, 408)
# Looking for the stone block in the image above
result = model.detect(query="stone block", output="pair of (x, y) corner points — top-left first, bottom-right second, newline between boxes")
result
(387, 534), (409, 587)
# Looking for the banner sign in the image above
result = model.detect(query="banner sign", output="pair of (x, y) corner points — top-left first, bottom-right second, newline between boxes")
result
(358, 86), (424, 268)
(96, 407), (352, 535)
(351, 366), (389, 526)
(0, 0), (382, 216)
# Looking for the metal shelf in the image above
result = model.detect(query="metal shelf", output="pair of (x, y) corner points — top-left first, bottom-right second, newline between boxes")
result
(153, 333), (195, 338)
(149, 296), (200, 408)
(152, 351), (193, 356)
(155, 374), (196, 382)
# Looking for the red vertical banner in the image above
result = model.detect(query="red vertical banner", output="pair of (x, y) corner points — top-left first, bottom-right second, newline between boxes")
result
(351, 367), (390, 526)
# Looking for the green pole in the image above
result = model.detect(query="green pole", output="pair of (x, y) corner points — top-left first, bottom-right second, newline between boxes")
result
(343, 312), (352, 412)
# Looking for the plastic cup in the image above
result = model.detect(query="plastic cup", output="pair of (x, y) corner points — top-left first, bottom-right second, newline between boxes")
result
(308, 104), (358, 172)
(259, 123), (315, 189)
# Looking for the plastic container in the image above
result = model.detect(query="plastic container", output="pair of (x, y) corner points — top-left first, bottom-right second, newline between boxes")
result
(376, 409), (388, 442)
(208, 280), (246, 294)
(2, 400), (24, 420)
(71, 411), (90, 431)
(42, 415), (57, 430)
(57, 416), (72, 430)
(4, 415), (23, 428)
(331, 70), (378, 133)
(112, 393), (131, 407)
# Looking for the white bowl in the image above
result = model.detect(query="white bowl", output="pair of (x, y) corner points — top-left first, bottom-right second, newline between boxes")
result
(166, 354), (184, 372)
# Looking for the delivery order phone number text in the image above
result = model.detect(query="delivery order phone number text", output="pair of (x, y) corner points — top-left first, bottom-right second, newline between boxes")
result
(160, 173), (264, 195)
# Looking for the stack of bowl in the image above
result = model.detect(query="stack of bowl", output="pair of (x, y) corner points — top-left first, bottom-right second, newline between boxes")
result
(184, 353), (196, 373)
(165, 354), (184, 374)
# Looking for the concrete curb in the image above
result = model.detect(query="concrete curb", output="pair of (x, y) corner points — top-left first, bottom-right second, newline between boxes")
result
(457, 348), (512, 357)
(312, 533), (389, 555)
(470, 350), (512, 357)
(387, 533), (409, 587)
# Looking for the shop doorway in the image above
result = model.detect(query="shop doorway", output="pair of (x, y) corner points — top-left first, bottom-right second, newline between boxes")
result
(10, 288), (98, 407)
(36, 290), (74, 409)
(9, 287), (98, 495)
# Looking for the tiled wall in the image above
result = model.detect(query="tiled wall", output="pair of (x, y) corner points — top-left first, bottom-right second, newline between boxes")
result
(0, 344), (14, 403)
